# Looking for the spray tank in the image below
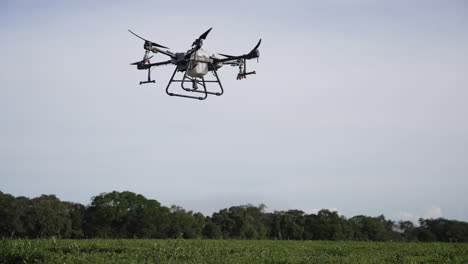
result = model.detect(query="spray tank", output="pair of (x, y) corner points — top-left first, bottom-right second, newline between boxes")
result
(187, 49), (211, 78)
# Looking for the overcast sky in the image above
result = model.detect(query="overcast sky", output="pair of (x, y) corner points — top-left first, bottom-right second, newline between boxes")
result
(1, 0), (467, 223)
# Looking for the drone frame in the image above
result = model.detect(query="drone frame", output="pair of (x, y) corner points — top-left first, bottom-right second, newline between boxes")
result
(165, 63), (224, 100)
(129, 28), (260, 100)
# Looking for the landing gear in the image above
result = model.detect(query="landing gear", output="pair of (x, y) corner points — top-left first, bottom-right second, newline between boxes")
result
(139, 68), (155, 85)
(165, 63), (224, 100)
(236, 58), (256, 80)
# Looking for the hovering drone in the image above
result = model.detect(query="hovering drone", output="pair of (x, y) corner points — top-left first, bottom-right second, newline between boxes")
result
(129, 28), (261, 100)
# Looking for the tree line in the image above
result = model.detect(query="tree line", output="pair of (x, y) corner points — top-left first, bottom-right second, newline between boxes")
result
(1, 191), (467, 242)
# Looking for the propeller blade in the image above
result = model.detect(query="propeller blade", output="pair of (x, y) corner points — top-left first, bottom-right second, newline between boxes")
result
(128, 29), (169, 49)
(218, 53), (236, 58)
(150, 41), (169, 49)
(130, 56), (153, 65)
(246, 39), (262, 59)
(191, 28), (213, 48)
(252, 39), (262, 51)
(128, 30), (146, 41)
(199, 28), (212, 40)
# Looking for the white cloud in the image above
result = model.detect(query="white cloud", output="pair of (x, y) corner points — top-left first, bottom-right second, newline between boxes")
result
(398, 211), (418, 222)
(397, 206), (443, 223)
(423, 206), (443, 219)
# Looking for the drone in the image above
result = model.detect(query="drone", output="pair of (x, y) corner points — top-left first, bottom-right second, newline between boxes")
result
(129, 28), (261, 100)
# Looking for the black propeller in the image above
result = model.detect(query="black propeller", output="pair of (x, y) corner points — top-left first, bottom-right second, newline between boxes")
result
(186, 28), (213, 58)
(218, 53), (236, 58)
(130, 55), (153, 65)
(192, 28), (212, 47)
(199, 28), (212, 40)
(218, 39), (262, 59)
(252, 39), (262, 51)
(128, 30), (169, 49)
(247, 39), (262, 59)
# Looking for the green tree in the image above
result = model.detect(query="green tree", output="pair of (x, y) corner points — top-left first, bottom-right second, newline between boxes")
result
(202, 217), (222, 238)
(29, 195), (72, 237)
(305, 210), (345, 240)
(64, 202), (86, 238)
(84, 191), (170, 238)
(0, 192), (25, 237)
(211, 204), (267, 239)
(417, 218), (468, 242)
(269, 210), (305, 240)
(349, 215), (400, 241)
(397, 220), (416, 241)
(167, 206), (205, 238)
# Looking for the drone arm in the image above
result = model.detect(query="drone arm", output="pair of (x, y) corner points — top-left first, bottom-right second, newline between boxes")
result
(148, 59), (173, 67)
(214, 39), (261, 63)
(213, 50), (259, 63)
(214, 55), (249, 63)
(149, 47), (175, 59)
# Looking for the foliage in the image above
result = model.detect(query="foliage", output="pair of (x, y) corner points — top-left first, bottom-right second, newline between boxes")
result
(1, 190), (468, 242)
(0, 239), (467, 264)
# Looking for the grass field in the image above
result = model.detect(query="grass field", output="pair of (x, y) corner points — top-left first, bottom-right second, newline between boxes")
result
(1, 239), (467, 264)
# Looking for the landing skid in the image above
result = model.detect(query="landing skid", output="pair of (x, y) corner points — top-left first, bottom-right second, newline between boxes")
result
(139, 68), (155, 85)
(165, 64), (224, 100)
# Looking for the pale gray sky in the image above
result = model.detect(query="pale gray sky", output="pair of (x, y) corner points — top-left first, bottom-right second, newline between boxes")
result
(1, 0), (467, 222)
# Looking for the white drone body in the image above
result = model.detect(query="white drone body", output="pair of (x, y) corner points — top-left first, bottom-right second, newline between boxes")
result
(187, 49), (211, 78)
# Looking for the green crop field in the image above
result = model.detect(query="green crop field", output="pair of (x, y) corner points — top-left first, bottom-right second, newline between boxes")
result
(1, 239), (467, 264)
